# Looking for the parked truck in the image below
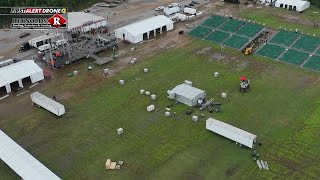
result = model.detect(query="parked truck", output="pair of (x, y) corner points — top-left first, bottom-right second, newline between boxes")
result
(184, 7), (196, 15)
(19, 42), (31, 52)
(163, 6), (180, 15)
(31, 92), (65, 116)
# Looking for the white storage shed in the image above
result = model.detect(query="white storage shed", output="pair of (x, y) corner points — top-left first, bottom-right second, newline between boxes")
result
(115, 15), (174, 43)
(0, 60), (44, 94)
(275, 0), (310, 12)
(206, 118), (257, 149)
(167, 83), (205, 106)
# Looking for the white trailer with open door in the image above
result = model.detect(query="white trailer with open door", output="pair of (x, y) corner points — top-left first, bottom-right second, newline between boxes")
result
(31, 91), (65, 116)
(206, 118), (257, 148)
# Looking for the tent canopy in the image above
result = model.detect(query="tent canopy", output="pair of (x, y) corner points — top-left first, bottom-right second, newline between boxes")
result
(116, 15), (173, 36)
(0, 60), (43, 87)
(0, 130), (61, 180)
(171, 84), (205, 100)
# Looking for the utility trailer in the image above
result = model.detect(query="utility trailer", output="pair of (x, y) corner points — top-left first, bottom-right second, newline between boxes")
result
(31, 91), (65, 116)
(184, 7), (196, 15)
(206, 118), (257, 148)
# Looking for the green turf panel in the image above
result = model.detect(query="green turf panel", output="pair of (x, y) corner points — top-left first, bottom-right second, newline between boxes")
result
(236, 23), (264, 38)
(256, 44), (286, 59)
(317, 48), (320, 55)
(223, 35), (249, 49)
(292, 36), (320, 52)
(279, 49), (309, 66)
(188, 26), (212, 38)
(202, 15), (227, 28)
(219, 19), (244, 32)
(270, 31), (300, 47)
(303, 55), (320, 71)
(205, 30), (230, 43)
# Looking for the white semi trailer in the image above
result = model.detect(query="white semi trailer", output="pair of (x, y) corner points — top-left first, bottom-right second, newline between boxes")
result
(163, 6), (180, 15)
(184, 7), (196, 15)
(206, 118), (257, 148)
(31, 92), (65, 116)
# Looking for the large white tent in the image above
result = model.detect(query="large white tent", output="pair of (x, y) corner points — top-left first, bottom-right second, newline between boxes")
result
(0, 60), (44, 93)
(66, 12), (107, 32)
(167, 83), (205, 106)
(115, 15), (174, 43)
(0, 130), (61, 180)
(275, 0), (310, 12)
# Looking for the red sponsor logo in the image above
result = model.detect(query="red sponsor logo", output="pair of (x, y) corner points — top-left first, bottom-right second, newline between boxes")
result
(48, 13), (67, 28)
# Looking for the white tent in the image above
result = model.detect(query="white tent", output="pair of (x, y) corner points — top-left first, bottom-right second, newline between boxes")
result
(275, 0), (310, 12)
(65, 12), (107, 32)
(0, 60), (44, 93)
(167, 83), (205, 106)
(0, 130), (61, 180)
(115, 15), (174, 43)
(206, 118), (257, 149)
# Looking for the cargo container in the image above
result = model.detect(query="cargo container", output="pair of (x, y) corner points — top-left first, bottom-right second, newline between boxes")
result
(206, 118), (257, 148)
(31, 92), (65, 116)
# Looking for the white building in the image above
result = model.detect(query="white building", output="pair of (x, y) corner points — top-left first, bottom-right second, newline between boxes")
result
(114, 15), (174, 43)
(28, 33), (63, 48)
(0, 130), (61, 180)
(167, 83), (205, 106)
(275, 0), (310, 12)
(0, 60), (44, 94)
(206, 118), (257, 149)
(66, 12), (107, 32)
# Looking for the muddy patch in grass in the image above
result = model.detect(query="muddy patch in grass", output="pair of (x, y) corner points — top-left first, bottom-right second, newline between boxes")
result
(225, 164), (240, 177)
(195, 47), (212, 55)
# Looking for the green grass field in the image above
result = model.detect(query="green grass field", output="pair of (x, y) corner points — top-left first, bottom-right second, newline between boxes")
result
(1, 40), (320, 179)
(256, 44), (286, 59)
(303, 55), (320, 71)
(270, 31), (300, 47)
(238, 7), (320, 35)
(279, 49), (310, 66)
(205, 30), (230, 44)
(292, 36), (320, 52)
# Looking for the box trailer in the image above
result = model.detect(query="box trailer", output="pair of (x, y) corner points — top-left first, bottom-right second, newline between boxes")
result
(31, 92), (65, 116)
(206, 118), (257, 148)
(163, 6), (180, 15)
(184, 7), (196, 15)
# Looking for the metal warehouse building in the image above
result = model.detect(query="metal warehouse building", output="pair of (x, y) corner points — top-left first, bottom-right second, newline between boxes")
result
(167, 83), (205, 106)
(115, 15), (174, 43)
(0, 60), (44, 94)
